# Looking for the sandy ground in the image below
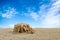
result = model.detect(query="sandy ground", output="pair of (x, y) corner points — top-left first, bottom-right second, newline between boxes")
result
(0, 28), (60, 40)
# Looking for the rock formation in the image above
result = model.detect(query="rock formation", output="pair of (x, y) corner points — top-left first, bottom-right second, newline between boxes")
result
(13, 23), (34, 34)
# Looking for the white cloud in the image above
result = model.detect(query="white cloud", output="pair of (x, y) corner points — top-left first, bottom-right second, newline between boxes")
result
(22, 8), (40, 21)
(42, 16), (60, 28)
(30, 12), (39, 21)
(1, 7), (18, 18)
(39, 0), (60, 28)
(26, 0), (60, 28)
(8, 24), (14, 28)
(0, 24), (14, 28)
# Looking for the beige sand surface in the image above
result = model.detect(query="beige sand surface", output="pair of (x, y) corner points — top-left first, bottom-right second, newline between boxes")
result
(0, 28), (60, 40)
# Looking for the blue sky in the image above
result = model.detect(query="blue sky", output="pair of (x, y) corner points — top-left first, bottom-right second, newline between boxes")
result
(0, 0), (60, 28)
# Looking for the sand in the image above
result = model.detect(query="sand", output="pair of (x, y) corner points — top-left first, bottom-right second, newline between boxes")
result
(0, 28), (60, 40)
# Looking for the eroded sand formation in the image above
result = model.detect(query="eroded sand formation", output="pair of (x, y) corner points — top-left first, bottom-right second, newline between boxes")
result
(13, 23), (34, 34)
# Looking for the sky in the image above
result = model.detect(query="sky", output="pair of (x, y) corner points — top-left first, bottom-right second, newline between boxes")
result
(0, 0), (60, 28)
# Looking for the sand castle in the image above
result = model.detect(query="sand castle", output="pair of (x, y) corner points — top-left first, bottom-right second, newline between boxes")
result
(13, 23), (34, 34)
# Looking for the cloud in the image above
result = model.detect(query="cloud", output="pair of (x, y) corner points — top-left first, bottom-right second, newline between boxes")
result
(1, 7), (18, 18)
(21, 8), (40, 21)
(30, 12), (39, 21)
(0, 24), (14, 28)
(39, 0), (60, 28)
(25, 0), (60, 28)
(8, 24), (14, 28)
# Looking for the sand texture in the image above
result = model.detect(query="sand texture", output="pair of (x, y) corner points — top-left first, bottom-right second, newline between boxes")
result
(0, 28), (60, 40)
